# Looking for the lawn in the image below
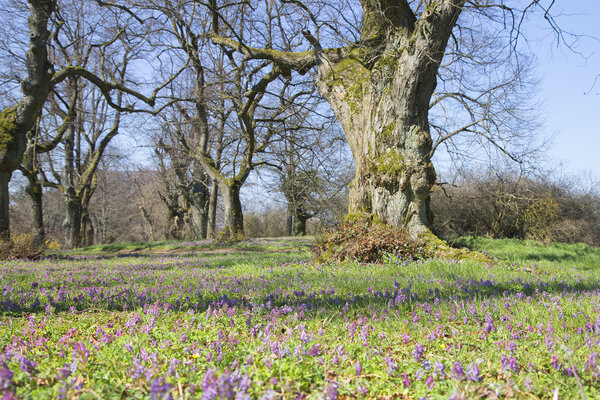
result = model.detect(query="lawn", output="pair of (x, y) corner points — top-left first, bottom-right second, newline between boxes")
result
(1, 237), (599, 399)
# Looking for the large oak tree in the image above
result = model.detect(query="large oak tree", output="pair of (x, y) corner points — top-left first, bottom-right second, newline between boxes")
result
(211, 0), (557, 238)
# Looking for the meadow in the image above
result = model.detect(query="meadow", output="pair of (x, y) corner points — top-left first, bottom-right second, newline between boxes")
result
(1, 237), (599, 399)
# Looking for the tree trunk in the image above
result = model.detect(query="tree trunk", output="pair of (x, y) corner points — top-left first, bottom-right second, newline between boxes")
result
(311, 9), (463, 237)
(81, 209), (94, 247)
(63, 188), (82, 249)
(0, 170), (11, 241)
(292, 208), (309, 236)
(286, 204), (293, 236)
(24, 175), (45, 245)
(188, 178), (210, 239)
(317, 63), (436, 236)
(207, 178), (219, 239)
(220, 183), (244, 240)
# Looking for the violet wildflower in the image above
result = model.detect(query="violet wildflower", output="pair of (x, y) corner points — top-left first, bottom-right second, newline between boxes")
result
(323, 382), (338, 400)
(0, 363), (14, 391)
(585, 352), (599, 376)
(466, 362), (481, 382)
(551, 355), (562, 371)
(384, 356), (397, 375)
(413, 343), (425, 362)
(425, 375), (434, 389)
(501, 355), (519, 373)
(403, 373), (410, 388)
(355, 360), (362, 376)
(19, 356), (38, 375)
(434, 361), (446, 378)
(150, 376), (173, 400)
(451, 362), (464, 380)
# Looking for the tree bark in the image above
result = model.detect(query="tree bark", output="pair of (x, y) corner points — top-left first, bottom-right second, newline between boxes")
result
(0, 171), (11, 241)
(24, 175), (45, 245)
(63, 187), (82, 248)
(292, 209), (308, 236)
(207, 178), (219, 239)
(308, 1), (463, 237)
(220, 183), (244, 240)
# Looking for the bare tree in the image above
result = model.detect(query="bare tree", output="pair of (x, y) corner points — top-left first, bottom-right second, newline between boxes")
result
(0, 0), (164, 240)
(208, 0), (561, 240)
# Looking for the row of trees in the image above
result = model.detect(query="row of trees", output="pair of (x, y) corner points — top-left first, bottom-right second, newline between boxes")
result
(0, 0), (570, 248)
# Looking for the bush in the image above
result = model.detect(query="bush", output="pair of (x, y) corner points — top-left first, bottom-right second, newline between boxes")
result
(0, 233), (47, 260)
(313, 215), (430, 263)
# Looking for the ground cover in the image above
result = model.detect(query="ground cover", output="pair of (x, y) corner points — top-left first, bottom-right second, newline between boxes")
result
(1, 238), (599, 399)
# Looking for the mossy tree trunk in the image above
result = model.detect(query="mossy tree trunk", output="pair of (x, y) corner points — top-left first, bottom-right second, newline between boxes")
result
(220, 183), (244, 240)
(309, 1), (463, 236)
(212, 0), (465, 238)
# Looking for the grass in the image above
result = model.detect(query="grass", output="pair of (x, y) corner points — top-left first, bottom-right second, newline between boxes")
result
(1, 237), (599, 399)
(452, 236), (600, 271)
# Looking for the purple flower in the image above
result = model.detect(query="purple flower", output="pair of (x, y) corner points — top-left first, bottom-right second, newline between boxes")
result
(451, 362), (464, 380)
(323, 382), (338, 400)
(384, 357), (397, 375)
(19, 356), (38, 375)
(434, 361), (446, 378)
(466, 362), (481, 382)
(501, 355), (519, 373)
(413, 343), (425, 362)
(306, 344), (322, 357)
(355, 360), (362, 376)
(403, 373), (410, 388)
(150, 376), (173, 400)
(426, 375), (434, 389)
(585, 353), (599, 376)
(0, 363), (14, 391)
(551, 355), (562, 371)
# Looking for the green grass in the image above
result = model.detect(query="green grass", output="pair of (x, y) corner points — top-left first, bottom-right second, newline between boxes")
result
(452, 236), (600, 271)
(1, 237), (599, 399)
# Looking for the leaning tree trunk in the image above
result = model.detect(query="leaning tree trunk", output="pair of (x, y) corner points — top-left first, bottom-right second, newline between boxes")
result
(220, 183), (244, 240)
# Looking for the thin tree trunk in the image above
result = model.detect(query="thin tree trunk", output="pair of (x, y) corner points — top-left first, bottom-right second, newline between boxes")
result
(207, 179), (219, 239)
(286, 203), (293, 236)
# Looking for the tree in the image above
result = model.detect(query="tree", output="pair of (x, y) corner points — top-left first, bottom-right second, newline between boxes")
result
(210, 0), (558, 239)
(145, 0), (317, 239)
(0, 0), (163, 240)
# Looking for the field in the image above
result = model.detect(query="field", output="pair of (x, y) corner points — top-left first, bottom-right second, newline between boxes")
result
(1, 237), (600, 399)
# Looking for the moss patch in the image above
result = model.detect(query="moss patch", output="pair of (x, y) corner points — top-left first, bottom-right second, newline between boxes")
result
(374, 149), (405, 176)
(419, 230), (492, 264)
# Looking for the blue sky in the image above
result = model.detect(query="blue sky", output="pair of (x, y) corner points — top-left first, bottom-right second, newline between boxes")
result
(532, 1), (600, 178)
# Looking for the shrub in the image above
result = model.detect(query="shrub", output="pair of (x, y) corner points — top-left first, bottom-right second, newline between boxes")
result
(313, 215), (430, 263)
(0, 233), (47, 260)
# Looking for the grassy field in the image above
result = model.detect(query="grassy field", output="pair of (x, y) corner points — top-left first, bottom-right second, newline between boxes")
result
(1, 237), (599, 399)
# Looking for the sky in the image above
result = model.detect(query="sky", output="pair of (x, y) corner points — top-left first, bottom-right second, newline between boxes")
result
(530, 1), (600, 179)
